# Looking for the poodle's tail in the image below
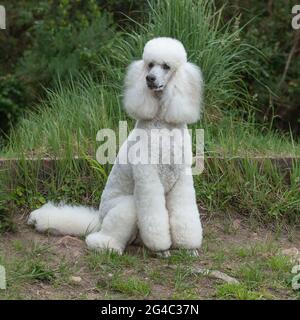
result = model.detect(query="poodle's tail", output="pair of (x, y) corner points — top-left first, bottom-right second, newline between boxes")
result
(27, 202), (101, 236)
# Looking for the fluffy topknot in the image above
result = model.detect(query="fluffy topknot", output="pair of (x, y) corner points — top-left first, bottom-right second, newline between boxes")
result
(142, 37), (187, 69)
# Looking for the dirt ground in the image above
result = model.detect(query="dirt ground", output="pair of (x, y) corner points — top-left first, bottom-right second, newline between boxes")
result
(0, 211), (300, 300)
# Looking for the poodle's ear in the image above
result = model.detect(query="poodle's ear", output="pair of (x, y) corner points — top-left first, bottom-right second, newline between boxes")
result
(161, 62), (203, 124)
(123, 60), (159, 120)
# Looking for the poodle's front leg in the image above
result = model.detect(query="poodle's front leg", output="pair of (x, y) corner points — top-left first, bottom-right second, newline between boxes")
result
(133, 165), (171, 252)
(167, 172), (202, 250)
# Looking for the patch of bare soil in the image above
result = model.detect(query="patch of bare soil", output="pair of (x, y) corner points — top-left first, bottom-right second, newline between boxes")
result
(0, 213), (299, 300)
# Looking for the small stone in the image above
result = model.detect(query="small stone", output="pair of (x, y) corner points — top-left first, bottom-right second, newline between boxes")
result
(252, 233), (259, 239)
(70, 276), (82, 284)
(232, 219), (241, 231)
(282, 247), (299, 262)
(192, 267), (239, 284)
(291, 265), (300, 274)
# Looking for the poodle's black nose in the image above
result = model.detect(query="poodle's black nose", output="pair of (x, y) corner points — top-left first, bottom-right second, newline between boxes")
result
(146, 75), (156, 82)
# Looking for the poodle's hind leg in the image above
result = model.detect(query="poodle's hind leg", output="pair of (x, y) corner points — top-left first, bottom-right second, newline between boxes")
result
(167, 172), (202, 251)
(86, 196), (137, 255)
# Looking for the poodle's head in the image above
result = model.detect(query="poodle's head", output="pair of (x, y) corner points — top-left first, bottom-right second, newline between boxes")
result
(143, 37), (187, 92)
(124, 37), (203, 124)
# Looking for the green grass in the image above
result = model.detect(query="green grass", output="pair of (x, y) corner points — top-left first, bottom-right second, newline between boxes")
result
(171, 289), (199, 300)
(0, 243), (55, 299)
(6, 76), (126, 159)
(86, 250), (140, 272)
(107, 275), (151, 297)
(85, 251), (153, 299)
(7, 245), (56, 283)
(216, 283), (264, 300)
(0, 240), (82, 299)
(167, 249), (199, 265)
(227, 242), (293, 296)
(204, 115), (300, 157)
(195, 158), (300, 223)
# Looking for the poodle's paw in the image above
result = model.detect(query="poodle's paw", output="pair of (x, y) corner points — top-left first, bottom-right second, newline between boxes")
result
(155, 250), (171, 258)
(187, 249), (199, 257)
(86, 233), (124, 255)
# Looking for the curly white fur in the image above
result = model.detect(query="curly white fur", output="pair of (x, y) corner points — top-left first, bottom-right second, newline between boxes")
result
(28, 37), (203, 255)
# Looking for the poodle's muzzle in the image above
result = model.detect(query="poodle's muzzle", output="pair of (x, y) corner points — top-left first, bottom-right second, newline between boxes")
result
(146, 77), (164, 91)
(145, 63), (172, 91)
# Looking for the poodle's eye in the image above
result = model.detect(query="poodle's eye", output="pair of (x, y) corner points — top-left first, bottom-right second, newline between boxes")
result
(162, 63), (170, 70)
(148, 62), (154, 69)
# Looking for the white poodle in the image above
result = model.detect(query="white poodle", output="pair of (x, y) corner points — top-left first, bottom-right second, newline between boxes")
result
(28, 37), (203, 256)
